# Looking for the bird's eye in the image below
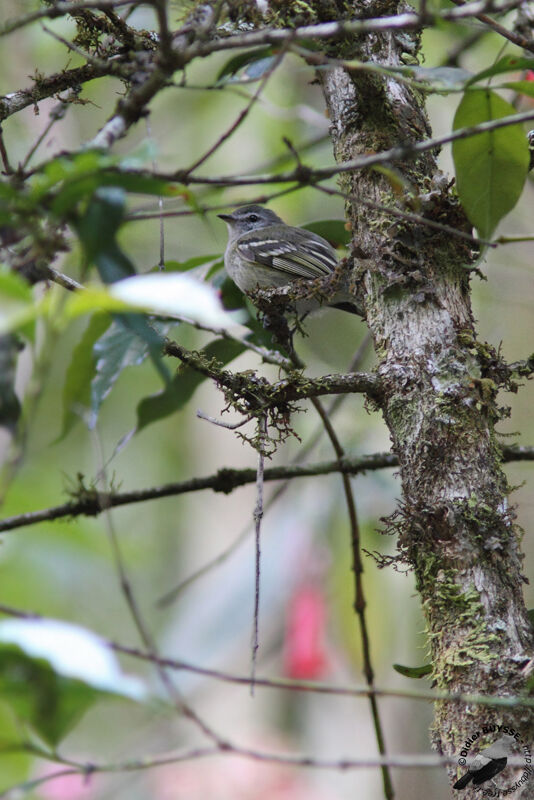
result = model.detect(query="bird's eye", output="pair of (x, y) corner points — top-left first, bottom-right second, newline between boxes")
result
(248, 214), (259, 222)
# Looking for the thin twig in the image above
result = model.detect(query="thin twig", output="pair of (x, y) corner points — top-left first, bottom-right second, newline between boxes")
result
(182, 44), (288, 178)
(0, 126), (13, 174)
(251, 412), (267, 694)
(92, 428), (225, 747)
(152, 107), (534, 187)
(196, 409), (252, 429)
(288, 347), (393, 800)
(448, 0), (534, 52)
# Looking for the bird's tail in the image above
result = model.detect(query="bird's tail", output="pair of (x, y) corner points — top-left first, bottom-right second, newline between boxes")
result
(453, 772), (473, 790)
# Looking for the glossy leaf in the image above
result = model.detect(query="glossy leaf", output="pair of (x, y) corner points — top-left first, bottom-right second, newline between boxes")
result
(89, 318), (170, 429)
(75, 188), (169, 383)
(137, 338), (245, 432)
(452, 90), (529, 238)
(58, 313), (112, 441)
(110, 273), (243, 328)
(216, 47), (275, 84)
(0, 618), (146, 746)
(466, 55), (534, 86)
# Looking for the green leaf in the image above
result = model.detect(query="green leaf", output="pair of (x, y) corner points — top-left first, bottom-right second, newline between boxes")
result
(0, 334), (22, 433)
(0, 618), (146, 746)
(0, 268), (33, 302)
(0, 702), (33, 790)
(497, 80), (534, 99)
(58, 313), (112, 441)
(392, 64), (471, 91)
(164, 255), (222, 272)
(74, 188), (169, 383)
(301, 219), (351, 247)
(393, 663), (433, 679)
(452, 90), (529, 239)
(89, 318), (170, 428)
(137, 338), (245, 432)
(216, 47), (276, 84)
(466, 55), (534, 87)
(110, 273), (242, 327)
(75, 187), (132, 276)
(0, 268), (35, 336)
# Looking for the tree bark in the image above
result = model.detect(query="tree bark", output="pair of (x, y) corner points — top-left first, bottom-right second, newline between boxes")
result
(316, 0), (534, 793)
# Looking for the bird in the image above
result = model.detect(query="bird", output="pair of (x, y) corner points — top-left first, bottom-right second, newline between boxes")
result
(217, 205), (359, 315)
(453, 735), (514, 790)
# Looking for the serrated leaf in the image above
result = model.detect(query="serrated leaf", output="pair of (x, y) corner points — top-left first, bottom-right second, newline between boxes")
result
(301, 219), (351, 247)
(136, 338), (245, 432)
(58, 313), (111, 441)
(393, 662), (432, 679)
(466, 55), (534, 87)
(0, 619), (146, 746)
(89, 318), (170, 428)
(216, 47), (275, 84)
(452, 90), (529, 239)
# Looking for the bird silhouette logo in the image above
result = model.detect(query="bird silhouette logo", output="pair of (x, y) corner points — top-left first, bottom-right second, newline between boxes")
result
(454, 735), (515, 790)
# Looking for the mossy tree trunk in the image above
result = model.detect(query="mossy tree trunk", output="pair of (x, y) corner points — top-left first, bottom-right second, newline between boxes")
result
(273, 0), (534, 792)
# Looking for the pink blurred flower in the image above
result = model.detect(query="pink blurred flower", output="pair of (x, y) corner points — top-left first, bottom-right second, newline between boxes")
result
(284, 582), (329, 680)
(150, 750), (334, 800)
(37, 764), (96, 800)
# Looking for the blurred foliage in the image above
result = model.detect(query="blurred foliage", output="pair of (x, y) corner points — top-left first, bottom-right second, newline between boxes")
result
(0, 1), (532, 799)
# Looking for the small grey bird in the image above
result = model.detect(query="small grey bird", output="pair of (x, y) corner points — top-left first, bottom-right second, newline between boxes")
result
(453, 735), (514, 790)
(218, 205), (358, 314)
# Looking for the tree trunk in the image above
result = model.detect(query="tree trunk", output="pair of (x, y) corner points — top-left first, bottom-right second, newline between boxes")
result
(315, 0), (534, 793)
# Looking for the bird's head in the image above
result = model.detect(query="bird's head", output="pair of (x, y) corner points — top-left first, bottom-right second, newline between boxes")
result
(218, 205), (283, 236)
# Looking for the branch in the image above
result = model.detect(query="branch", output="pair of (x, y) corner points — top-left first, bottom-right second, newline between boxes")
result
(0, 446), (530, 533)
(163, 341), (379, 409)
(0, 0), (134, 37)
(448, 0), (534, 52)
(189, 1), (527, 59)
(153, 108), (534, 187)
(0, 63), (116, 123)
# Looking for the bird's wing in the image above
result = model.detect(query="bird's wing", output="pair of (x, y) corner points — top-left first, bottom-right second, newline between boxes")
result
(237, 228), (337, 279)
(472, 757), (507, 786)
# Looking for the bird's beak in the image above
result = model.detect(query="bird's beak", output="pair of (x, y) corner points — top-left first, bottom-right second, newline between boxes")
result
(217, 213), (233, 222)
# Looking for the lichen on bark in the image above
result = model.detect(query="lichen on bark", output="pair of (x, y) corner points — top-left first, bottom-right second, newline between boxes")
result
(298, 0), (534, 788)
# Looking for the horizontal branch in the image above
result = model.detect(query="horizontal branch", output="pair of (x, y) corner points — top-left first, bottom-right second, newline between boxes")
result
(111, 641), (534, 710)
(190, 1), (528, 58)
(163, 341), (379, 408)
(160, 108), (534, 187)
(0, 63), (114, 123)
(2, 600), (530, 710)
(0, 0), (133, 37)
(0, 445), (531, 533)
